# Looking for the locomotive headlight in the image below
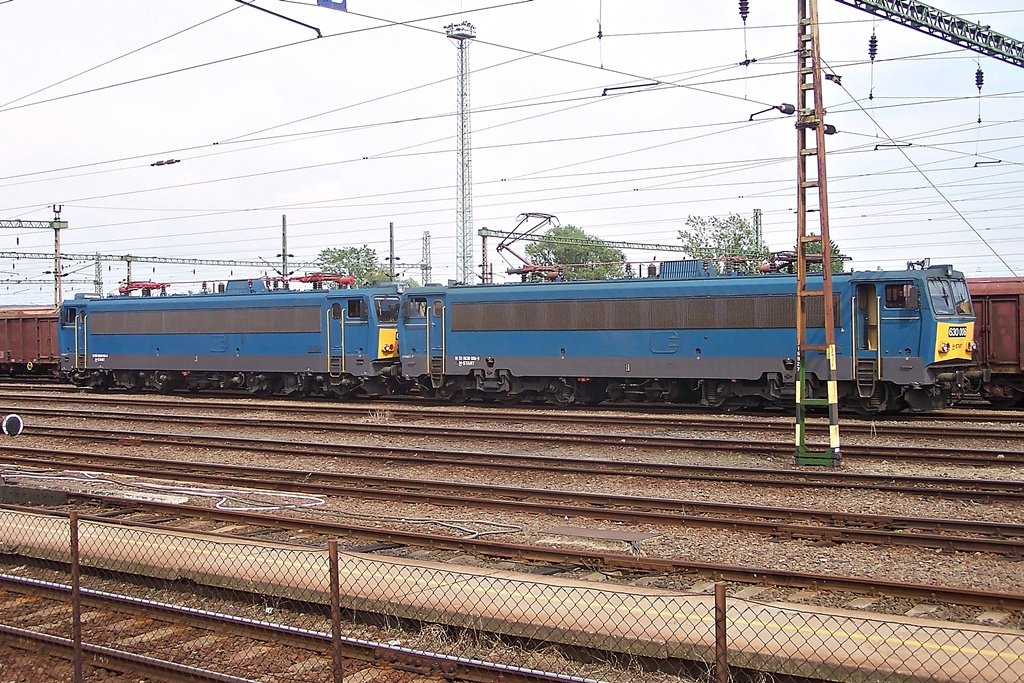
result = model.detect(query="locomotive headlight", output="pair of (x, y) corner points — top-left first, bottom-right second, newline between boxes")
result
(969, 341), (978, 351)
(939, 342), (950, 354)
(382, 343), (396, 353)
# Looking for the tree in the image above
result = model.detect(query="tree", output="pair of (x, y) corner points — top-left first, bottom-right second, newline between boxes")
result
(317, 246), (391, 286)
(524, 225), (625, 280)
(804, 237), (846, 273)
(677, 214), (770, 273)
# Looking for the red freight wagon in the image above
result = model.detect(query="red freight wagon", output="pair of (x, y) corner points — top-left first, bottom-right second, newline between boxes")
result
(968, 278), (1024, 408)
(0, 307), (59, 375)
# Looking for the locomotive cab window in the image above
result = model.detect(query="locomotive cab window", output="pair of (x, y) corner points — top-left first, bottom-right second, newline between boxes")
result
(884, 284), (919, 310)
(330, 303), (343, 320)
(347, 299), (366, 320)
(432, 301), (444, 318)
(375, 295), (400, 323)
(928, 278), (973, 316)
(405, 297), (427, 319)
(61, 307), (77, 325)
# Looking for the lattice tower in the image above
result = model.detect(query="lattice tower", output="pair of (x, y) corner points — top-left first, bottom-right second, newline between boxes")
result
(421, 231), (432, 284)
(447, 21), (476, 283)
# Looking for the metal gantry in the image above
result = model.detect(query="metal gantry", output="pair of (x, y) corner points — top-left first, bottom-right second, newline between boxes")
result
(0, 252), (268, 267)
(0, 251), (271, 299)
(1, 216), (67, 308)
(794, 0), (840, 467)
(834, 0), (1024, 68)
(447, 21), (476, 285)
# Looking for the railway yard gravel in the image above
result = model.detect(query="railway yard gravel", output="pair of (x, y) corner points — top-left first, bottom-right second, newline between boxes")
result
(10, 400), (1024, 610)
(3, 394), (1023, 681)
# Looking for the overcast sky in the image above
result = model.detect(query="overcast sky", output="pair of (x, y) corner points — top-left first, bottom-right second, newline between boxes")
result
(1, 0), (1022, 305)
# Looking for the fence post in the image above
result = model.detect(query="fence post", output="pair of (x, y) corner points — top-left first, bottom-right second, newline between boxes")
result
(70, 511), (83, 683)
(715, 581), (729, 683)
(329, 539), (344, 683)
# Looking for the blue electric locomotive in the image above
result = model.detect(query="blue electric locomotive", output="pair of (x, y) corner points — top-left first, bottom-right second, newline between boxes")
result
(58, 279), (403, 397)
(396, 261), (979, 413)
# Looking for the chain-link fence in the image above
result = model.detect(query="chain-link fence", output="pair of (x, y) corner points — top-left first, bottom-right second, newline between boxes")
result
(1, 507), (1021, 682)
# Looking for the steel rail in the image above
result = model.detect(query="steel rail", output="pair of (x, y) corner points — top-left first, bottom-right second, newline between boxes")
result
(10, 427), (1024, 501)
(7, 501), (1024, 612)
(4, 391), (1023, 441)
(0, 575), (585, 683)
(15, 406), (1024, 466)
(3, 383), (1024, 422)
(5, 447), (1024, 556)
(0, 623), (262, 683)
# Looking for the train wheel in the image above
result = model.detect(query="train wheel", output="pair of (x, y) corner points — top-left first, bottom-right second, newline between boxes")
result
(546, 391), (574, 408)
(987, 391), (1022, 409)
(153, 373), (180, 395)
(438, 385), (468, 404)
(117, 372), (145, 394)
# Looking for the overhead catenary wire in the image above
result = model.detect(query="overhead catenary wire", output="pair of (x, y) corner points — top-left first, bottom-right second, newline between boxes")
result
(13, 119), (1024, 255)
(820, 55), (1019, 278)
(2, 3), (1024, 288)
(0, 46), (796, 188)
(0, 4), (247, 111)
(0, 0), (535, 116)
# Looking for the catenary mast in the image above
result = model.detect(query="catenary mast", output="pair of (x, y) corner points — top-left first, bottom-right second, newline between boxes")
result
(447, 21), (476, 284)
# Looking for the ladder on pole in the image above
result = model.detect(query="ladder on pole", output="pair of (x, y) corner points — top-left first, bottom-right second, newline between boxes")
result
(795, 0), (840, 467)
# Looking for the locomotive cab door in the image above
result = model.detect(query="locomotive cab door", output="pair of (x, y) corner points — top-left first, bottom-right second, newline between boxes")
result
(327, 302), (344, 377)
(428, 297), (446, 383)
(75, 308), (87, 370)
(341, 297), (371, 376)
(61, 305), (86, 370)
(854, 283), (881, 396)
(399, 293), (445, 383)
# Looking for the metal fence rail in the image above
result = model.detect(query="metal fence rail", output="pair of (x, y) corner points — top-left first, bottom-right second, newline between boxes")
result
(0, 506), (1021, 682)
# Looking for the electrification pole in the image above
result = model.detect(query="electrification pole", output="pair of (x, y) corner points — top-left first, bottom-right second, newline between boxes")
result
(0, 209), (68, 308)
(389, 221), (396, 281)
(794, 0), (840, 467)
(52, 205), (63, 307)
(281, 215), (290, 289)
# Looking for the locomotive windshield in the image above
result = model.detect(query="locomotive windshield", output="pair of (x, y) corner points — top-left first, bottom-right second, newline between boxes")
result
(927, 278), (973, 316)
(374, 295), (401, 323)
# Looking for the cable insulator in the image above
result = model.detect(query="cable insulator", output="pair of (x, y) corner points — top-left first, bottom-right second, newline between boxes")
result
(976, 66), (984, 92)
(868, 33), (878, 62)
(739, 0), (749, 23)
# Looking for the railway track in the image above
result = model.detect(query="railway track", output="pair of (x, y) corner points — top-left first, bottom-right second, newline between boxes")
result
(7, 499), (1023, 615)
(0, 573), (569, 683)
(0, 580), (332, 682)
(4, 385), (1019, 428)
(11, 404), (1024, 467)
(7, 428), (1024, 501)
(5, 390), (1024, 442)
(5, 444), (1023, 556)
